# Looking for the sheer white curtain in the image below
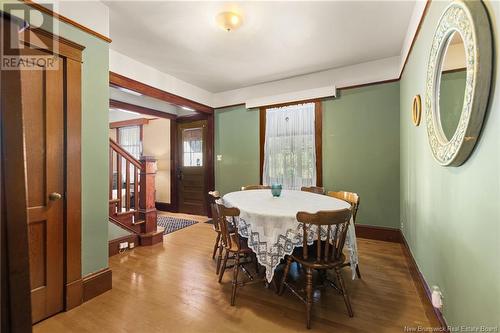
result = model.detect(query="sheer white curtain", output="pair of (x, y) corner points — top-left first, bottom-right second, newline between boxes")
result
(263, 103), (316, 190)
(118, 126), (142, 159)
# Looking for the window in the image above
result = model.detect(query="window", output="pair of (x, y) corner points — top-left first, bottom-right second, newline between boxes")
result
(118, 126), (142, 159)
(262, 102), (320, 190)
(182, 127), (203, 167)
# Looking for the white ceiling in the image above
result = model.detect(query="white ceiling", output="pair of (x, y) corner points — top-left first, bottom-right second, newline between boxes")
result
(106, 1), (416, 93)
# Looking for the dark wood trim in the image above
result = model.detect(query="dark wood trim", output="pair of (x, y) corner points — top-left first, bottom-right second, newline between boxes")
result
(398, 0), (431, 79)
(109, 99), (176, 120)
(109, 118), (151, 129)
(314, 101), (323, 187)
(19, 27), (85, 63)
(214, 102), (246, 110)
(82, 268), (112, 302)
(442, 67), (466, 74)
(259, 108), (266, 184)
(109, 72), (213, 114)
(206, 113), (215, 217)
(259, 101), (323, 186)
(109, 234), (140, 257)
(354, 225), (402, 243)
(65, 57), (83, 310)
(1, 15), (33, 331)
(170, 120), (178, 212)
(176, 113), (209, 123)
(64, 279), (83, 311)
(401, 234), (448, 330)
(21, 0), (112, 43)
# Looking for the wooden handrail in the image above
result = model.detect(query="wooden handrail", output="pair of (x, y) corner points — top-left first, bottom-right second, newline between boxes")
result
(109, 138), (142, 169)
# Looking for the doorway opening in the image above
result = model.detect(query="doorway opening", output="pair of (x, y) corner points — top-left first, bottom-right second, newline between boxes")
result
(109, 72), (215, 217)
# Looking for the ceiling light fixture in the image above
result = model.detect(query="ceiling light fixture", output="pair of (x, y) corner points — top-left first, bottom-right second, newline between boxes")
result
(181, 106), (195, 112)
(116, 108), (140, 115)
(117, 86), (143, 96)
(216, 11), (243, 32)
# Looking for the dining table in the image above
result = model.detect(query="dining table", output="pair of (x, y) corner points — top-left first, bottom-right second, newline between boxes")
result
(222, 189), (359, 282)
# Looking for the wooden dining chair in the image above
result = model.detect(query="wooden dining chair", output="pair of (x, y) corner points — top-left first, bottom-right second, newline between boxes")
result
(216, 203), (262, 306)
(279, 208), (354, 329)
(300, 186), (325, 195)
(208, 191), (223, 274)
(327, 191), (361, 278)
(241, 184), (271, 191)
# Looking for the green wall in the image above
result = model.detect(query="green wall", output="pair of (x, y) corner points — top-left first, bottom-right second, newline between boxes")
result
(323, 82), (400, 227)
(400, 0), (499, 327)
(215, 81), (401, 228)
(215, 105), (260, 195)
(5, 3), (111, 276)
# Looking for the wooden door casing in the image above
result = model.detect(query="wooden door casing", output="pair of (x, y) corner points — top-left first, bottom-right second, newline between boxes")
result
(177, 120), (207, 216)
(22, 50), (65, 323)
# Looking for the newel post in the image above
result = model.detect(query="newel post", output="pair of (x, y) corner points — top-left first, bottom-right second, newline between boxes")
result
(139, 156), (158, 234)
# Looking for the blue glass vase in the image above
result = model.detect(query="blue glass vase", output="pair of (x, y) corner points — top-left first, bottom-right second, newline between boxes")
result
(271, 184), (282, 197)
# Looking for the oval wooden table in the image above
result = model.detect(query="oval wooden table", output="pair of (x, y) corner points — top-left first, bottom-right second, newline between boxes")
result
(222, 189), (359, 282)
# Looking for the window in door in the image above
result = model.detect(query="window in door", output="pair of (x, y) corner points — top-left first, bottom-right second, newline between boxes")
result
(182, 127), (203, 167)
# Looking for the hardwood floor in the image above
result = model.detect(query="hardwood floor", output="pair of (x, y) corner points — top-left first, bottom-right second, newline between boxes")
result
(34, 220), (433, 332)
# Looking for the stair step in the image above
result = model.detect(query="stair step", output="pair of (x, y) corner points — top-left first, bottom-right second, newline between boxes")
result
(133, 219), (145, 225)
(116, 210), (137, 216)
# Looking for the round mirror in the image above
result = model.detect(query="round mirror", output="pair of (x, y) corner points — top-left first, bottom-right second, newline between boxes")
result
(425, 1), (492, 166)
(438, 31), (466, 141)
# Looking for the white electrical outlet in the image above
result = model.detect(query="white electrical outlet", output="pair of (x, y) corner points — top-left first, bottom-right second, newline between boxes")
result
(217, 155), (223, 161)
(129, 242), (135, 249)
(119, 242), (128, 250)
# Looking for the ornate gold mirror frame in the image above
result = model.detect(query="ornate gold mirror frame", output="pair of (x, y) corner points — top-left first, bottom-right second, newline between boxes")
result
(425, 0), (492, 166)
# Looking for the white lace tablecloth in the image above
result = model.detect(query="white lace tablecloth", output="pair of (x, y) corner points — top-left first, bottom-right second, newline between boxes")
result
(222, 189), (359, 282)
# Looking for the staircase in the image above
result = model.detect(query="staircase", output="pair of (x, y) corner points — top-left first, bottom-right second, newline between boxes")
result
(109, 138), (163, 246)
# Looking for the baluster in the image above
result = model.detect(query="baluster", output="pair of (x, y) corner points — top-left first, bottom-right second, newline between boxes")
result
(117, 153), (122, 213)
(125, 160), (131, 211)
(134, 166), (139, 212)
(109, 148), (113, 200)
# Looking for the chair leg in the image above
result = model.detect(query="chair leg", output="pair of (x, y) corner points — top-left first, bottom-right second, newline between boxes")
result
(254, 253), (260, 274)
(216, 242), (224, 275)
(278, 256), (293, 295)
(355, 264), (362, 279)
(218, 250), (229, 283)
(335, 267), (354, 317)
(230, 253), (240, 306)
(305, 268), (313, 329)
(212, 233), (221, 259)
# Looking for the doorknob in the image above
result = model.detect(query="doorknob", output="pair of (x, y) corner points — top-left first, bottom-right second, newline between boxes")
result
(48, 192), (63, 201)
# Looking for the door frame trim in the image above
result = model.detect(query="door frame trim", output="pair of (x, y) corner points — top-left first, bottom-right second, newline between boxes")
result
(22, 27), (85, 311)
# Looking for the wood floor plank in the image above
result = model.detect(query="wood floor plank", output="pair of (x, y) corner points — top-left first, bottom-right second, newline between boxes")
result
(34, 218), (432, 333)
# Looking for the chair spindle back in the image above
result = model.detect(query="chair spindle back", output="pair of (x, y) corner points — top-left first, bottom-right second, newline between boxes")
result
(327, 191), (360, 222)
(217, 203), (241, 251)
(296, 208), (352, 264)
(300, 186), (325, 195)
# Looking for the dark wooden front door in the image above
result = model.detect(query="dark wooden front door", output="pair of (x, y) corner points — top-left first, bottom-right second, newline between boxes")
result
(177, 120), (207, 215)
(23, 50), (65, 323)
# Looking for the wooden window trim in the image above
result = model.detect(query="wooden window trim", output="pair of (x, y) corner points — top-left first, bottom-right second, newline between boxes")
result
(259, 100), (323, 186)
